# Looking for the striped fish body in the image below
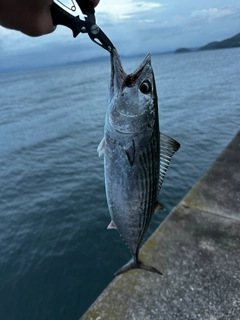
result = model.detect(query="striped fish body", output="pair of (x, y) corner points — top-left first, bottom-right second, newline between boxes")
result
(105, 127), (160, 258)
(98, 49), (180, 275)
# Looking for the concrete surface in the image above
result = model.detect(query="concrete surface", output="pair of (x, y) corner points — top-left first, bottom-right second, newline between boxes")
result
(181, 130), (240, 220)
(81, 131), (240, 320)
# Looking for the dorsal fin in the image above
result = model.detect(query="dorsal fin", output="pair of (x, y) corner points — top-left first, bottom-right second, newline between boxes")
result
(159, 133), (180, 192)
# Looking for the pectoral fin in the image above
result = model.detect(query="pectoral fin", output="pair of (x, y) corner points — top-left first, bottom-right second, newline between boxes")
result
(97, 137), (105, 157)
(159, 133), (180, 192)
(124, 139), (135, 167)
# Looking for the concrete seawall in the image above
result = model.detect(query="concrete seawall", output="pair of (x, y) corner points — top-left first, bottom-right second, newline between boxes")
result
(81, 131), (240, 320)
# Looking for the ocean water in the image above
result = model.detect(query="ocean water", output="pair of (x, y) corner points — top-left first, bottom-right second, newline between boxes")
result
(0, 48), (239, 320)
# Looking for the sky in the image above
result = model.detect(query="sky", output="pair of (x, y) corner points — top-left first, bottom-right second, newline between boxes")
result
(0, 0), (240, 71)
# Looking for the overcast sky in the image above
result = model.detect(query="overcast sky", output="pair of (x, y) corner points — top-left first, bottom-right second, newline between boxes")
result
(0, 0), (239, 71)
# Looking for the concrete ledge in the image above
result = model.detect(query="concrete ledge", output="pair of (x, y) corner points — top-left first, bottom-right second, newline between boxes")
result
(81, 131), (240, 320)
(181, 131), (240, 220)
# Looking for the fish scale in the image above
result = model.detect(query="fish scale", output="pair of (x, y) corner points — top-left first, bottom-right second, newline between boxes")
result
(98, 48), (180, 276)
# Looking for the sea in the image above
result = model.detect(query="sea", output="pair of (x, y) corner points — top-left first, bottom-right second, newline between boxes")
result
(0, 48), (239, 320)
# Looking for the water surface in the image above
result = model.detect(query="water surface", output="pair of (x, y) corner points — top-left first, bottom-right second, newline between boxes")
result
(0, 48), (239, 320)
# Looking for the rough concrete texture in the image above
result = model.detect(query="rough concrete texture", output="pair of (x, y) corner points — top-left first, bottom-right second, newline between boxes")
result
(181, 131), (240, 220)
(81, 131), (240, 320)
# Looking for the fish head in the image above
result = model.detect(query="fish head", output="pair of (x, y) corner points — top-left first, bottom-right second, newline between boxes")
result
(108, 49), (158, 135)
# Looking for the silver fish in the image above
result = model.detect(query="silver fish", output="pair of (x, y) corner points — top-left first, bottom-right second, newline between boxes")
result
(98, 49), (180, 276)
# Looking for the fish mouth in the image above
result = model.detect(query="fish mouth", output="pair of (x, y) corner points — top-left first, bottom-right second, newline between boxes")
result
(110, 49), (126, 99)
(109, 49), (154, 134)
(110, 48), (151, 99)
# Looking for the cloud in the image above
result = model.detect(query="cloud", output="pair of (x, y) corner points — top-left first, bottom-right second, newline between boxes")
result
(97, 0), (162, 21)
(155, 5), (238, 35)
(191, 7), (233, 20)
(0, 36), (107, 73)
(0, 0), (240, 72)
(0, 27), (23, 52)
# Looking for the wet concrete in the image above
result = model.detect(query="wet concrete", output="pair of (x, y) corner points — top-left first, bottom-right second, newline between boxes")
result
(81, 131), (240, 320)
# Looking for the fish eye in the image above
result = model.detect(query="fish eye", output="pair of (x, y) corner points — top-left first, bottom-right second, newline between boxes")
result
(140, 80), (152, 94)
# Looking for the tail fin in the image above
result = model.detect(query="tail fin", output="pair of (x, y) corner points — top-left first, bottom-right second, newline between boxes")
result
(114, 258), (162, 276)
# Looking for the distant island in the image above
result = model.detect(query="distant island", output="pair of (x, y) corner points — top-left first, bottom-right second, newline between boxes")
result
(175, 32), (240, 53)
(174, 48), (192, 54)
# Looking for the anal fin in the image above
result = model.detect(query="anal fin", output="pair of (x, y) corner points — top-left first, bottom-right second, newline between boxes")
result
(154, 201), (165, 213)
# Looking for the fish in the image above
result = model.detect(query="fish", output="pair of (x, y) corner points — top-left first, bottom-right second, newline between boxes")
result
(97, 48), (180, 276)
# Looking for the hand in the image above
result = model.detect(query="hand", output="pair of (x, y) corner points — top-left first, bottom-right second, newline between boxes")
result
(0, 0), (100, 36)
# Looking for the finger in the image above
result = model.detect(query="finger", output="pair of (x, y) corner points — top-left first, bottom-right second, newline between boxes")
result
(89, 0), (100, 8)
